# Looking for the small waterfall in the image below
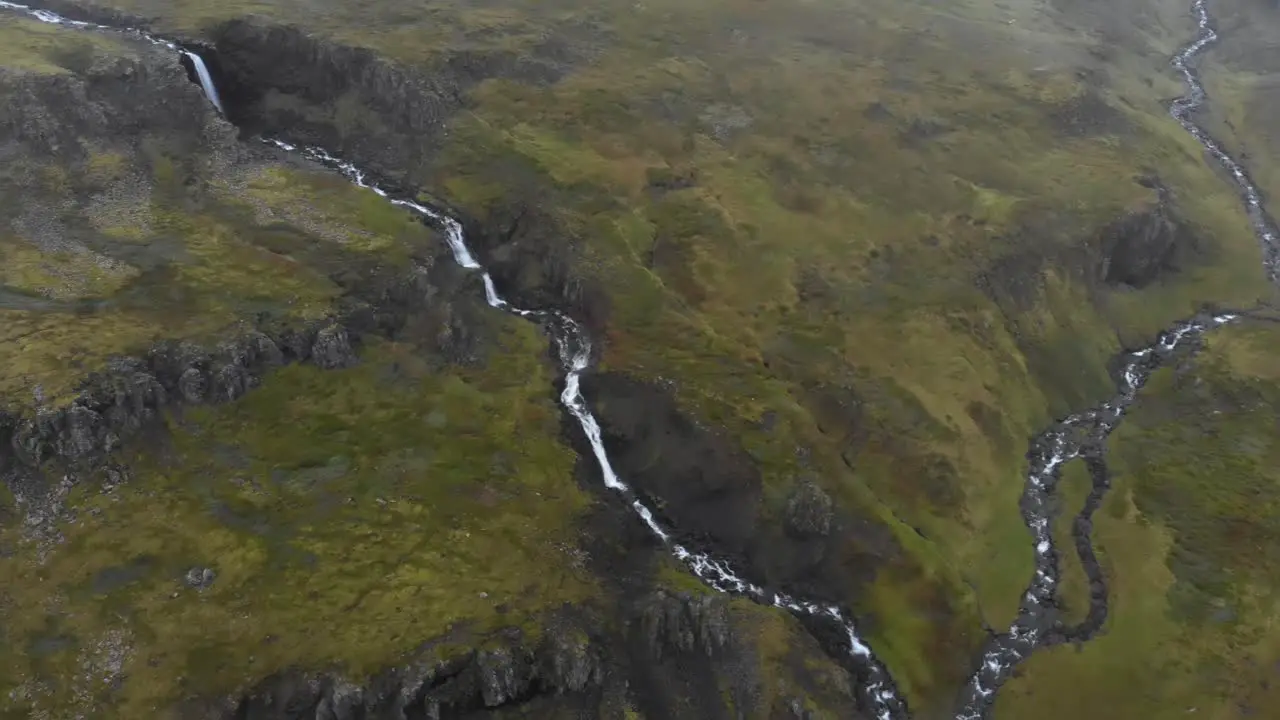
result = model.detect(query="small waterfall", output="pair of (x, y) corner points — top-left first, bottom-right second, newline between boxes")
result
(182, 50), (226, 116)
(0, 3), (909, 718)
(266, 140), (909, 720)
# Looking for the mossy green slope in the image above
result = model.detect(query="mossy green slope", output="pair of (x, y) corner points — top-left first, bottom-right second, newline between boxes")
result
(1194, 0), (1280, 221)
(1050, 459), (1093, 629)
(0, 23), (435, 407)
(0, 328), (598, 717)
(996, 320), (1280, 720)
(422, 0), (1275, 708)
(0, 17), (856, 719)
(9, 0), (1280, 714)
(0, 20), (590, 717)
(0, 11), (135, 72)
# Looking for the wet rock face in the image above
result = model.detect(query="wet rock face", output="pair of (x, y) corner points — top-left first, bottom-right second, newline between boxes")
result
(637, 589), (732, 659)
(0, 42), (221, 163)
(579, 373), (888, 604)
(785, 478), (834, 539)
(1097, 198), (1202, 288)
(464, 198), (612, 337)
(581, 372), (763, 554)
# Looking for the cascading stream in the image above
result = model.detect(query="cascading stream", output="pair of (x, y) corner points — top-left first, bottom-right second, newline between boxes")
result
(0, 2), (906, 717)
(952, 312), (1237, 718)
(182, 50), (226, 116)
(954, 0), (1280, 717)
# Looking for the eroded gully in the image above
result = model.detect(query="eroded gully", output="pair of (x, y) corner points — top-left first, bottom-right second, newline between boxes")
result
(0, 2), (908, 718)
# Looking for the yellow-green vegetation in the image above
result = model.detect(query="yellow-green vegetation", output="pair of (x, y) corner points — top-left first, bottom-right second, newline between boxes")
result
(243, 167), (434, 257)
(0, 325), (596, 717)
(9, 0), (1280, 712)
(0, 239), (140, 299)
(62, 0), (1280, 709)
(1194, 0), (1280, 220)
(724, 600), (858, 719)
(996, 321), (1280, 719)
(1052, 459), (1093, 628)
(424, 0), (1276, 707)
(0, 13), (134, 73)
(0, 140), (439, 404)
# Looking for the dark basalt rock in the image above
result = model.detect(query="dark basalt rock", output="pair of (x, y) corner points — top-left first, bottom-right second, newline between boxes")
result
(178, 367), (208, 403)
(193, 620), (608, 720)
(1096, 190), (1202, 288)
(580, 372), (763, 555)
(203, 17), (578, 186)
(637, 589), (732, 659)
(577, 371), (894, 614)
(311, 324), (359, 370)
(785, 477), (834, 539)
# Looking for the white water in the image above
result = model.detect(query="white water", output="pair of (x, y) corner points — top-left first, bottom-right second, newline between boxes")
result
(268, 140), (906, 719)
(956, 0), (1280, 716)
(182, 50), (225, 115)
(0, 3), (907, 717)
(1171, 0), (1280, 280)
(953, 313), (1236, 719)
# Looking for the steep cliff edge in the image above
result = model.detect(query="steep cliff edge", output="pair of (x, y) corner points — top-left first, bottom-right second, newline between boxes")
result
(6, 0), (1280, 717)
(0, 9), (872, 720)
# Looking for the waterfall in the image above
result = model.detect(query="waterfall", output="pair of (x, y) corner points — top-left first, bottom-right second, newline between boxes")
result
(182, 50), (226, 116)
(0, 3), (909, 718)
(268, 139), (909, 720)
(954, 0), (1280, 716)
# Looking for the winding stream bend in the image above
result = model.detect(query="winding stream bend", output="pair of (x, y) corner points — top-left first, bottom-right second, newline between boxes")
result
(955, 1), (1280, 717)
(0, 2), (907, 718)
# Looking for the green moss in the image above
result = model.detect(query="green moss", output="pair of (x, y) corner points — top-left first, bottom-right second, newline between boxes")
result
(0, 324), (596, 717)
(420, 1), (1273, 709)
(0, 238), (139, 300)
(243, 167), (436, 260)
(653, 557), (715, 597)
(0, 138), (448, 407)
(0, 16), (134, 74)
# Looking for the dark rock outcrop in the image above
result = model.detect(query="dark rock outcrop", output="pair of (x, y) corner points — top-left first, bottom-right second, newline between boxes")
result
(311, 324), (359, 369)
(1096, 191), (1202, 288)
(785, 477), (834, 539)
(203, 18), (578, 185)
(0, 50), (220, 162)
(580, 372), (763, 555)
(181, 617), (609, 720)
(462, 197), (613, 338)
(638, 589), (732, 659)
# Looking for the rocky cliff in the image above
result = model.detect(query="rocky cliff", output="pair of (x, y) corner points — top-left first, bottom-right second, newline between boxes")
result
(6, 0), (1280, 718)
(182, 591), (865, 720)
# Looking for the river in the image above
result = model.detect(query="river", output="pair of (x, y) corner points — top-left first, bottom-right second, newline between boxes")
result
(954, 0), (1280, 716)
(2, 0), (1275, 717)
(0, 1), (907, 717)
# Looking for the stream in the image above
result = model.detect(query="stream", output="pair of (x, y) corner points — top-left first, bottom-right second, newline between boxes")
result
(4, 0), (1276, 717)
(0, 1), (907, 717)
(954, 0), (1280, 717)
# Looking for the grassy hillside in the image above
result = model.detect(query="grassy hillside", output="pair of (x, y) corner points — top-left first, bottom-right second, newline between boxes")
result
(0, 11), (869, 719)
(3, 0), (1280, 716)
(1195, 0), (1280, 216)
